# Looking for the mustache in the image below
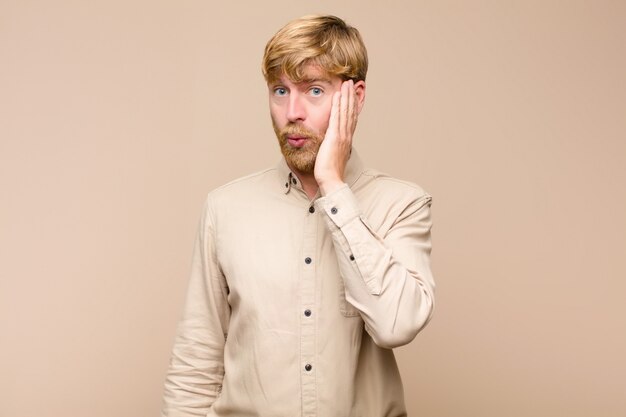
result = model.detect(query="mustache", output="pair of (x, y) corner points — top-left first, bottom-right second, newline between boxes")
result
(279, 123), (319, 140)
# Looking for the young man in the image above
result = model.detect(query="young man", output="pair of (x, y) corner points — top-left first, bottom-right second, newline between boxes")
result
(162, 15), (435, 417)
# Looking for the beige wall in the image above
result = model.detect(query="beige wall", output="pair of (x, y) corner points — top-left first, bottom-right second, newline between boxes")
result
(1, 1), (625, 416)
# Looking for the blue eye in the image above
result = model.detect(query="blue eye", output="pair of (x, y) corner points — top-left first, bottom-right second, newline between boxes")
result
(310, 87), (323, 96)
(274, 87), (288, 96)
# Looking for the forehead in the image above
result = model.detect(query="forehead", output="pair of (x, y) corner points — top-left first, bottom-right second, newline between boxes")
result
(272, 64), (341, 86)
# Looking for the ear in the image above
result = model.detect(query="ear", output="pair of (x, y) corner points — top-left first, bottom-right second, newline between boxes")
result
(354, 80), (366, 114)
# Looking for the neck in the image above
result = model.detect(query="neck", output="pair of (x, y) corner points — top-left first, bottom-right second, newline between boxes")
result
(288, 165), (319, 200)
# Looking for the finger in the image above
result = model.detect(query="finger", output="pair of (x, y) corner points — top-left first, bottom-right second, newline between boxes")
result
(347, 79), (356, 136)
(341, 80), (356, 145)
(339, 81), (350, 141)
(327, 91), (341, 140)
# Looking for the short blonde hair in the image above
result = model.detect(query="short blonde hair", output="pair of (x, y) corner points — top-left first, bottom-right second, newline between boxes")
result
(262, 15), (368, 84)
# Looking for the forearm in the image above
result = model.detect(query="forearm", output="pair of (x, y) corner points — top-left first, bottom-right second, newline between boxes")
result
(315, 184), (435, 349)
(163, 290), (226, 415)
(162, 202), (230, 416)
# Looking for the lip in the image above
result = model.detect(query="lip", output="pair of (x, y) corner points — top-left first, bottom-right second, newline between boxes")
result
(286, 136), (308, 148)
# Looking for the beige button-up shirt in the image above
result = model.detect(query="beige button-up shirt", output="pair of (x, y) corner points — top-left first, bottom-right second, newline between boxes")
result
(162, 150), (435, 417)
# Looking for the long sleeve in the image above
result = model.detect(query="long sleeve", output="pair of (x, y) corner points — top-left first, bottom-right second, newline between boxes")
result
(162, 199), (231, 417)
(314, 183), (435, 349)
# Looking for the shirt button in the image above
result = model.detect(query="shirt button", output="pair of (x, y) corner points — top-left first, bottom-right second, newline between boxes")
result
(305, 257), (312, 264)
(284, 182), (288, 188)
(291, 177), (297, 185)
(304, 309), (312, 317)
(350, 254), (355, 261)
(304, 364), (312, 372)
(330, 207), (338, 214)
(308, 206), (315, 214)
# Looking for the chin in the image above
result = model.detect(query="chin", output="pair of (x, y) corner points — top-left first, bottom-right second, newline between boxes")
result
(284, 151), (316, 174)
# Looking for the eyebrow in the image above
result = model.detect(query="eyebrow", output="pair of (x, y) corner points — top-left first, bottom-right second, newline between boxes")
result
(268, 77), (333, 88)
(299, 77), (333, 85)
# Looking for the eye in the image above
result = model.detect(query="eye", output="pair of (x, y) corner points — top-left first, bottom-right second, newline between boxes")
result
(273, 87), (288, 96)
(309, 87), (323, 96)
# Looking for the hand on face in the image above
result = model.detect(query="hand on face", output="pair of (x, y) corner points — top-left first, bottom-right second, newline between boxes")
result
(314, 80), (360, 195)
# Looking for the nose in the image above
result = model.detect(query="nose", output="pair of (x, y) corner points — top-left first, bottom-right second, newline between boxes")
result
(286, 92), (305, 123)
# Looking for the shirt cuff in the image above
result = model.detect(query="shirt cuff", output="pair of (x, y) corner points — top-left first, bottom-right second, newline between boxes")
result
(314, 183), (361, 229)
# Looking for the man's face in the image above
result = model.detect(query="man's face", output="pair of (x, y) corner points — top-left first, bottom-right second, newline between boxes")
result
(269, 65), (344, 174)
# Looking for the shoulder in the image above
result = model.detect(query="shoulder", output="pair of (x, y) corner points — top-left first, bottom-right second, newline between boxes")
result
(350, 167), (432, 233)
(199, 166), (279, 220)
(207, 167), (278, 201)
(357, 168), (432, 205)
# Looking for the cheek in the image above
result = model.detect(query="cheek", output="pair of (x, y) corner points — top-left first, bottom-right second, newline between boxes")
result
(269, 105), (285, 127)
(313, 104), (333, 134)
(319, 117), (330, 134)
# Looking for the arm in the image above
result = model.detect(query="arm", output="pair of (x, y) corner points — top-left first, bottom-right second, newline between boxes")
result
(162, 199), (230, 416)
(315, 184), (434, 349)
(314, 80), (434, 348)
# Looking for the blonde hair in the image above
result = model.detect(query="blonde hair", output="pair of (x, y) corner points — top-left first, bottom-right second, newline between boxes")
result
(262, 15), (368, 83)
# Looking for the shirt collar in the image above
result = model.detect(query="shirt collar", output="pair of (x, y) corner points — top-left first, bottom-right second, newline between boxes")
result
(276, 148), (365, 194)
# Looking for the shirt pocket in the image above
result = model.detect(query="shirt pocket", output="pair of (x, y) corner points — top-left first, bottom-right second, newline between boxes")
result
(338, 276), (360, 317)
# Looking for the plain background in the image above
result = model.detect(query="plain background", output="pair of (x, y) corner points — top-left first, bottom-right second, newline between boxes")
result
(1, 1), (625, 416)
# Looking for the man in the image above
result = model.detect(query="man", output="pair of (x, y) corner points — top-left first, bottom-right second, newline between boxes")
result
(162, 14), (434, 417)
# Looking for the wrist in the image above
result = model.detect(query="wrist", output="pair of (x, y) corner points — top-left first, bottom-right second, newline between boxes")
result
(318, 179), (345, 196)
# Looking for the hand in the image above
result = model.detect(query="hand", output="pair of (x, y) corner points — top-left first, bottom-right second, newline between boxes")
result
(314, 80), (360, 196)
